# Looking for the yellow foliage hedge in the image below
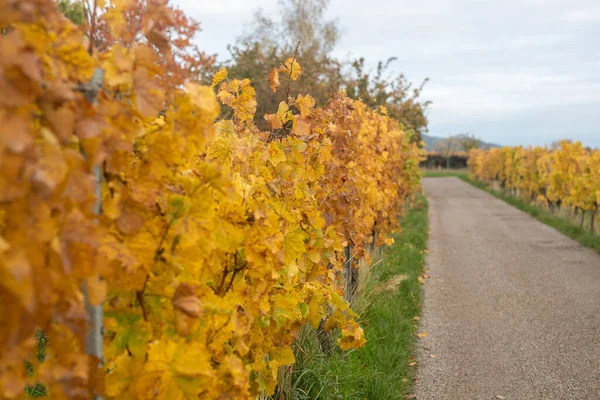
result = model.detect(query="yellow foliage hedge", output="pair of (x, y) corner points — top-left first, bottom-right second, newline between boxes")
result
(0, 2), (423, 398)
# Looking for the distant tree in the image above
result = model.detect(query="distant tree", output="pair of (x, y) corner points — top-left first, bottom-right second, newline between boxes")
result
(434, 133), (482, 153)
(226, 0), (430, 141)
(225, 0), (344, 130)
(433, 133), (481, 168)
(459, 133), (483, 151)
(344, 57), (430, 144)
(57, 0), (85, 25)
(434, 136), (457, 153)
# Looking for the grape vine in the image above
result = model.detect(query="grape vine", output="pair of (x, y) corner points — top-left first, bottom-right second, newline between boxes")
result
(0, 1), (423, 398)
(470, 142), (600, 230)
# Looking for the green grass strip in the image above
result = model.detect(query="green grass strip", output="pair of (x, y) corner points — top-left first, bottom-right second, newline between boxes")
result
(290, 193), (429, 399)
(425, 171), (600, 256)
(423, 170), (469, 178)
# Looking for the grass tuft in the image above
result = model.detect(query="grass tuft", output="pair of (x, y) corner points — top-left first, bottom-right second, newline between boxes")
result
(423, 170), (469, 178)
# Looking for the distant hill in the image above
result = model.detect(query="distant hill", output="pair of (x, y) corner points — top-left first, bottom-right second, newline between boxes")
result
(421, 134), (440, 150)
(422, 134), (500, 151)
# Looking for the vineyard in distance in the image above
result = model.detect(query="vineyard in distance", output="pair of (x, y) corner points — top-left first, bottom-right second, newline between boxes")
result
(2, 0), (600, 400)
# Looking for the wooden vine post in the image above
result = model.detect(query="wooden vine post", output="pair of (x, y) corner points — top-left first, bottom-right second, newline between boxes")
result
(82, 67), (105, 400)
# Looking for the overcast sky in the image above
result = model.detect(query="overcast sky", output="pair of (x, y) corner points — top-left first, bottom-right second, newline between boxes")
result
(174, 0), (600, 147)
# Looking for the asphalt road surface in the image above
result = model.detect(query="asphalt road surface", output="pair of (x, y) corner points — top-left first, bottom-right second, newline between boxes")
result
(414, 177), (600, 400)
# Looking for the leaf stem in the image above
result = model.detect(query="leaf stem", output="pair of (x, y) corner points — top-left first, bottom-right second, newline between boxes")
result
(285, 41), (301, 102)
(88, 0), (97, 55)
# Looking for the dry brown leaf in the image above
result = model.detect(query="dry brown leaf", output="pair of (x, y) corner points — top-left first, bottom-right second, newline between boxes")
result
(264, 113), (283, 130)
(292, 117), (311, 137)
(0, 111), (33, 153)
(375, 274), (408, 293)
(172, 283), (202, 317)
(45, 105), (75, 143)
(268, 68), (280, 93)
(116, 206), (145, 236)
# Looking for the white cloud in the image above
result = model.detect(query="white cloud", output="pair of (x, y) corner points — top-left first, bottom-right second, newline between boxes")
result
(562, 5), (600, 23)
(181, 0), (275, 15)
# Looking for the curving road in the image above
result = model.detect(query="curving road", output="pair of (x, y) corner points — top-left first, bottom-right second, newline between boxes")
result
(415, 177), (600, 400)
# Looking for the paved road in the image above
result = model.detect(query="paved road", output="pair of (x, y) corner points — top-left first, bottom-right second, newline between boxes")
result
(415, 177), (600, 400)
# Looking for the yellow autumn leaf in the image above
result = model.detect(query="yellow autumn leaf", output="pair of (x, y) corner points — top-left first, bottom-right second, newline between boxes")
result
(104, 44), (134, 88)
(207, 129), (233, 164)
(186, 82), (220, 121)
(232, 79), (257, 122)
(272, 294), (301, 328)
(288, 136), (307, 153)
(268, 143), (287, 166)
(280, 57), (302, 80)
(284, 230), (306, 264)
(323, 309), (345, 331)
(139, 339), (214, 399)
(338, 320), (366, 350)
(211, 67), (228, 87)
(307, 250), (321, 263)
(307, 291), (325, 328)
(264, 101), (290, 130)
(295, 94), (315, 118)
(276, 101), (290, 123)
(106, 352), (143, 397)
(272, 347), (295, 366)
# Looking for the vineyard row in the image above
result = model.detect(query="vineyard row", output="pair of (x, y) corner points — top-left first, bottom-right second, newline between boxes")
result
(469, 142), (600, 230)
(0, 1), (423, 399)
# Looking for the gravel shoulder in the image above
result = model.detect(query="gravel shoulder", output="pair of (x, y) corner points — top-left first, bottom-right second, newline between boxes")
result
(415, 177), (600, 400)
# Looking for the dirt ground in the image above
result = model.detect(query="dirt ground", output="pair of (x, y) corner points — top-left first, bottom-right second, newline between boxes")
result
(415, 177), (600, 399)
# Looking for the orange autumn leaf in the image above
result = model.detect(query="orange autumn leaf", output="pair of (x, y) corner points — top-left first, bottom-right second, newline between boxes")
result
(268, 68), (280, 93)
(295, 94), (315, 118)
